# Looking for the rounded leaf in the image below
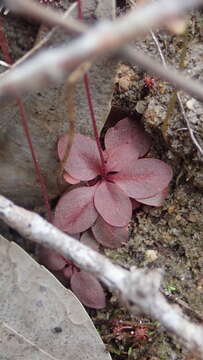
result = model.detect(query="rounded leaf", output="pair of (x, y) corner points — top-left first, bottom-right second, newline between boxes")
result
(63, 172), (80, 184)
(58, 133), (101, 181)
(94, 181), (132, 227)
(105, 117), (151, 157)
(92, 216), (129, 248)
(63, 264), (74, 279)
(137, 187), (169, 206)
(70, 271), (106, 309)
(54, 185), (98, 233)
(105, 143), (139, 173)
(38, 247), (67, 271)
(80, 230), (100, 251)
(112, 158), (173, 199)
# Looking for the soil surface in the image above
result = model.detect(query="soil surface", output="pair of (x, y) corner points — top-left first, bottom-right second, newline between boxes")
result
(91, 2), (203, 360)
(0, 1), (202, 360)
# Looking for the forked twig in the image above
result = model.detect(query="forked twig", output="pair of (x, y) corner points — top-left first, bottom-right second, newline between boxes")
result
(1, 0), (203, 103)
(0, 194), (203, 357)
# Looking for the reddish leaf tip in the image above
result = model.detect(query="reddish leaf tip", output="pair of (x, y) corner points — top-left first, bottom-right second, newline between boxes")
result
(70, 271), (106, 309)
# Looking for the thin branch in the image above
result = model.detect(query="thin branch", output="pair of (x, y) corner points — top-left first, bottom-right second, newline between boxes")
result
(121, 46), (203, 102)
(6, 0), (202, 40)
(0, 194), (203, 358)
(150, 31), (167, 68)
(0, 59), (10, 67)
(1, 0), (203, 102)
(11, 2), (77, 70)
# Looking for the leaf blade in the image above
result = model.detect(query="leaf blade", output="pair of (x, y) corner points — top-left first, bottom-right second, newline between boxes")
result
(137, 187), (169, 206)
(112, 158), (173, 199)
(37, 247), (67, 271)
(58, 133), (101, 181)
(105, 117), (151, 157)
(105, 143), (139, 173)
(70, 271), (106, 309)
(94, 181), (132, 227)
(92, 216), (128, 248)
(54, 186), (98, 233)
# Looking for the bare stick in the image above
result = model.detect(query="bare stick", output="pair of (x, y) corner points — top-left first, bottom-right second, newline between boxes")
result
(12, 3), (77, 71)
(150, 31), (167, 67)
(121, 46), (203, 102)
(0, 194), (203, 357)
(1, 39), (203, 104)
(6, 0), (203, 40)
(1, 0), (203, 101)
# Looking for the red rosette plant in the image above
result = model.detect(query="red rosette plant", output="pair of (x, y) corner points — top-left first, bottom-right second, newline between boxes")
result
(54, 117), (172, 247)
(39, 117), (172, 308)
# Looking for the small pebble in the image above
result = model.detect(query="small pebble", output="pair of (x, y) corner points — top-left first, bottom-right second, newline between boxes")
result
(145, 249), (158, 262)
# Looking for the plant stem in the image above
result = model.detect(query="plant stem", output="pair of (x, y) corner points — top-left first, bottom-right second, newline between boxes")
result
(16, 98), (52, 222)
(83, 74), (106, 175)
(77, 0), (106, 176)
(0, 18), (52, 222)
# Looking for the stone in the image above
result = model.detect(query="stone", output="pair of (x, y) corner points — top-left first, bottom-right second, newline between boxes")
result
(0, 0), (116, 207)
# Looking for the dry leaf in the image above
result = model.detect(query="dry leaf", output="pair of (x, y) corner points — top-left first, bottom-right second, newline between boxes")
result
(0, 235), (111, 360)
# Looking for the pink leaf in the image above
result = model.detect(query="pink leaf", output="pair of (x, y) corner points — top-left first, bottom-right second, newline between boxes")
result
(92, 216), (128, 248)
(105, 144), (139, 173)
(63, 172), (80, 184)
(38, 247), (67, 271)
(70, 270), (106, 309)
(112, 158), (173, 199)
(80, 230), (100, 251)
(105, 117), (151, 157)
(94, 181), (132, 227)
(63, 265), (74, 279)
(53, 185), (98, 233)
(58, 133), (101, 180)
(137, 187), (169, 206)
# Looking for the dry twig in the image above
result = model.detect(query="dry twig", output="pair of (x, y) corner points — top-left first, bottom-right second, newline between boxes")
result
(1, 0), (203, 102)
(0, 194), (203, 357)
